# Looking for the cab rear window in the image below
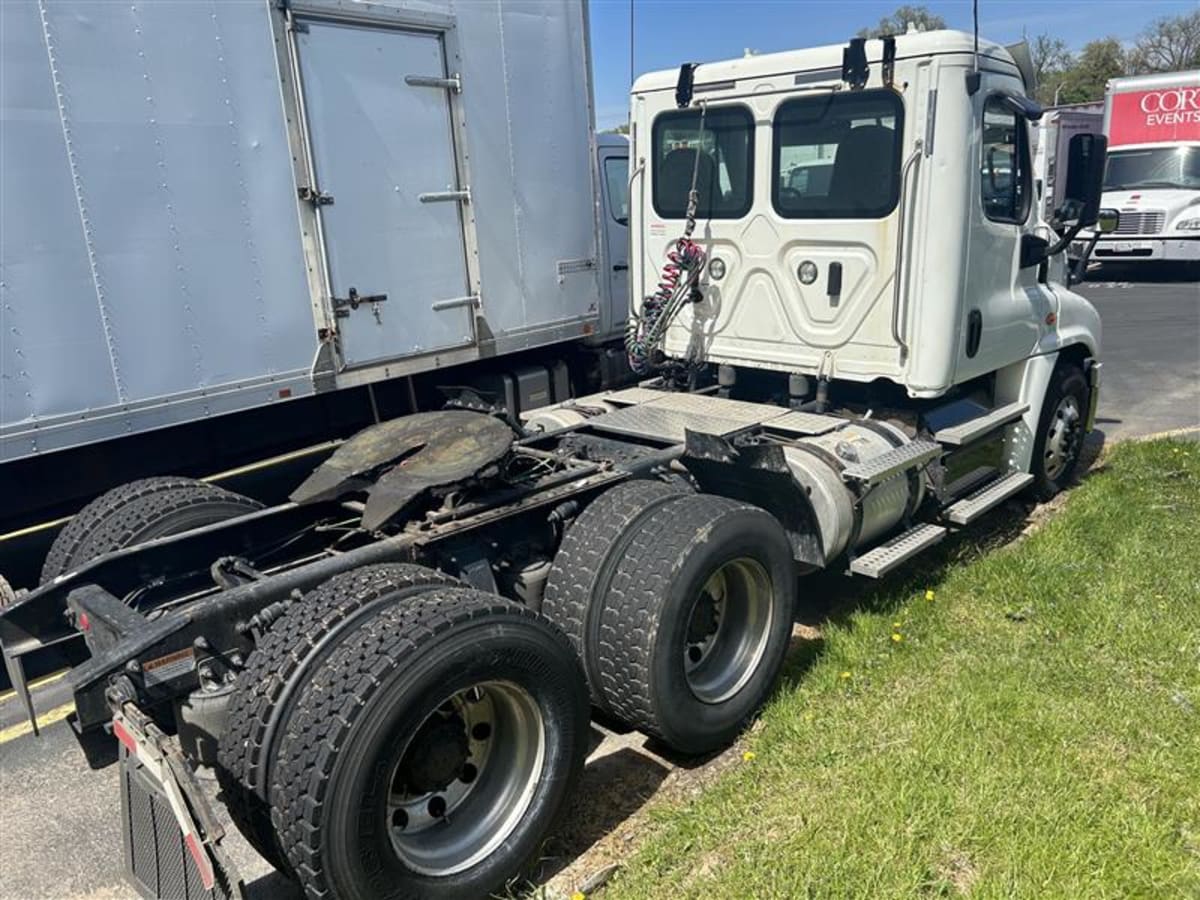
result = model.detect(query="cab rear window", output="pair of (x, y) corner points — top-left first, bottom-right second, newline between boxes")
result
(772, 90), (903, 219)
(652, 106), (754, 219)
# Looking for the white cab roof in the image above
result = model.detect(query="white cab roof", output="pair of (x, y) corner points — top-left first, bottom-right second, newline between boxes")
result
(633, 29), (1016, 95)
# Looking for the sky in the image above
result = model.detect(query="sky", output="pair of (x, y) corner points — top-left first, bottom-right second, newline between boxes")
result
(588, 0), (1200, 128)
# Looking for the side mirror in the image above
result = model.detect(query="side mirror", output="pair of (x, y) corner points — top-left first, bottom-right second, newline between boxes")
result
(1060, 133), (1108, 228)
(1095, 208), (1120, 234)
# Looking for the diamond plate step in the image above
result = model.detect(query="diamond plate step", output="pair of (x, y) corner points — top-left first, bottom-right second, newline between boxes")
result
(945, 465), (999, 499)
(767, 410), (844, 436)
(850, 523), (947, 578)
(935, 401), (1029, 446)
(943, 471), (1034, 525)
(840, 440), (942, 487)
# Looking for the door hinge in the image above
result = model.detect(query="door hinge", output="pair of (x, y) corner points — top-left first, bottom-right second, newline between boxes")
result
(333, 287), (387, 318)
(298, 185), (334, 206)
(418, 189), (471, 204)
(405, 74), (462, 93)
(430, 294), (480, 312)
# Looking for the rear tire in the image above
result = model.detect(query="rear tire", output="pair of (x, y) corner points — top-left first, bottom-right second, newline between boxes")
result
(542, 479), (687, 709)
(270, 588), (589, 900)
(1030, 362), (1089, 501)
(591, 493), (796, 754)
(217, 564), (461, 874)
(40, 477), (261, 584)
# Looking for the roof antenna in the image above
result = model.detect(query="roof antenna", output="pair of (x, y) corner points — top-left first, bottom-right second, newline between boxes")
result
(966, 0), (982, 94)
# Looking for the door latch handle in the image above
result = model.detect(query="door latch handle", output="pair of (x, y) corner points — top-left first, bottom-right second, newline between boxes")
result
(612, 263), (629, 271)
(332, 287), (387, 318)
(298, 186), (334, 206)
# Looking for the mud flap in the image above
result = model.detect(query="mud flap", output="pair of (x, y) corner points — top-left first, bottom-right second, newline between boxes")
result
(115, 709), (244, 900)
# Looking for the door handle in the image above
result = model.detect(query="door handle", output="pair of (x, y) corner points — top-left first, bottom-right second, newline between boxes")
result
(613, 263), (629, 272)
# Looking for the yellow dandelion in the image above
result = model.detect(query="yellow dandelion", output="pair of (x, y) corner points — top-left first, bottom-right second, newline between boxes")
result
(840, 671), (851, 679)
(891, 632), (903, 643)
(572, 893), (586, 900)
(742, 750), (757, 762)
(925, 589), (935, 601)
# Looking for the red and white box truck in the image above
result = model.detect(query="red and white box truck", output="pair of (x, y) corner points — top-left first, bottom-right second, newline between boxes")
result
(1088, 70), (1200, 265)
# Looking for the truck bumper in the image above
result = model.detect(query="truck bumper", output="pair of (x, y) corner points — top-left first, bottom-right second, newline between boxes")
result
(1084, 359), (1102, 433)
(1075, 235), (1200, 262)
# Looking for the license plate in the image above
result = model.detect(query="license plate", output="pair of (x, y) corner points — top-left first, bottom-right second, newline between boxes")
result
(1115, 241), (1133, 252)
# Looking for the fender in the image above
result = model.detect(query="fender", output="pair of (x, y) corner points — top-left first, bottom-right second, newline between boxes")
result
(994, 351), (1059, 474)
(1040, 284), (1102, 358)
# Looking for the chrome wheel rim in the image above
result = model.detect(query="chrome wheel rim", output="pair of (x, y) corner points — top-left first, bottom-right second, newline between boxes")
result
(1044, 395), (1082, 481)
(385, 681), (544, 876)
(683, 557), (775, 704)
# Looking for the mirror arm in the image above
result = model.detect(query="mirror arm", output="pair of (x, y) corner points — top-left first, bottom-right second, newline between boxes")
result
(1045, 219), (1086, 259)
(1067, 230), (1104, 286)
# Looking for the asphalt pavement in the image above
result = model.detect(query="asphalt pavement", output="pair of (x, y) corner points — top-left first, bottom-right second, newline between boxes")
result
(0, 271), (1196, 900)
(1076, 268), (1200, 440)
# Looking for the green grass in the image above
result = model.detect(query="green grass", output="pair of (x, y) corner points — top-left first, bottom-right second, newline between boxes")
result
(605, 439), (1200, 900)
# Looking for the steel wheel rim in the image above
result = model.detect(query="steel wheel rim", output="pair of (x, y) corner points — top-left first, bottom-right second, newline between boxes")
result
(1044, 395), (1082, 481)
(385, 681), (545, 876)
(683, 557), (775, 704)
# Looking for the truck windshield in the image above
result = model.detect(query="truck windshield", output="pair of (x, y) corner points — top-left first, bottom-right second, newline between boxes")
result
(652, 106), (754, 219)
(1104, 146), (1200, 191)
(772, 90), (903, 218)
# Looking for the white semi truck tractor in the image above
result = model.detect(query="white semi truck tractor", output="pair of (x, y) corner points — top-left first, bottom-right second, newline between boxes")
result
(0, 28), (1110, 900)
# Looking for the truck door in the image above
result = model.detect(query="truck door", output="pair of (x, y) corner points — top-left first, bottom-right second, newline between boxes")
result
(598, 143), (630, 337)
(294, 18), (473, 367)
(957, 88), (1050, 381)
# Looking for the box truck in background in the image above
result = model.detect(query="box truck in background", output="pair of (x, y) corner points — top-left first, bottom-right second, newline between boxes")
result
(1085, 70), (1200, 266)
(0, 0), (629, 527)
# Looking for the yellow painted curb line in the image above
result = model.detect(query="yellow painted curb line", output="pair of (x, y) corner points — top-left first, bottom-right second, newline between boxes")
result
(0, 700), (74, 745)
(0, 667), (69, 704)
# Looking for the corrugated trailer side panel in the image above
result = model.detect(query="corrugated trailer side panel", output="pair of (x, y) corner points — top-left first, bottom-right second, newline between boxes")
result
(1, 0), (316, 461)
(454, 0), (600, 344)
(1, 0), (126, 431)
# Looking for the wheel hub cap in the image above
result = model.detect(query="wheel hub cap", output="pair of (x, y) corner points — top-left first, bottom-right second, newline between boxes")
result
(683, 558), (774, 705)
(1044, 395), (1082, 481)
(396, 714), (469, 794)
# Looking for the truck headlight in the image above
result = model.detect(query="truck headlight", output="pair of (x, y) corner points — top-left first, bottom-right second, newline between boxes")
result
(1176, 217), (1200, 232)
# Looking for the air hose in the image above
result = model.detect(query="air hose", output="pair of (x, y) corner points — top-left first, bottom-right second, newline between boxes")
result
(626, 105), (708, 374)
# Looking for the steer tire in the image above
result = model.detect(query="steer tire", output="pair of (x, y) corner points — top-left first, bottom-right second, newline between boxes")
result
(1030, 362), (1090, 501)
(40, 477), (262, 584)
(592, 493), (796, 755)
(542, 478), (687, 709)
(217, 564), (461, 875)
(270, 587), (589, 900)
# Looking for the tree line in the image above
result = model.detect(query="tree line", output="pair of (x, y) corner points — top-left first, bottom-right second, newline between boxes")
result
(860, 4), (1200, 105)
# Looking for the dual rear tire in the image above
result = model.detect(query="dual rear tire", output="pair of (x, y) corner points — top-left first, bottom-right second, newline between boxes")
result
(544, 482), (796, 754)
(218, 566), (590, 900)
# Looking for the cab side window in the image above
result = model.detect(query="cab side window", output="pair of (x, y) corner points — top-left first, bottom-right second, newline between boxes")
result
(981, 96), (1031, 224)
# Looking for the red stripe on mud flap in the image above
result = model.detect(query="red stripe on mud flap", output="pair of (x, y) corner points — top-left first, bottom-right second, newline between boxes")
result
(184, 831), (216, 891)
(111, 718), (137, 754)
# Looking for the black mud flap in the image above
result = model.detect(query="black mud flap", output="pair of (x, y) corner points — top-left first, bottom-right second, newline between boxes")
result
(117, 710), (244, 900)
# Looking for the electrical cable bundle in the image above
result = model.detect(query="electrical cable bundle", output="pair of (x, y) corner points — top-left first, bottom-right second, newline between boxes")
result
(625, 237), (706, 374)
(626, 102), (709, 375)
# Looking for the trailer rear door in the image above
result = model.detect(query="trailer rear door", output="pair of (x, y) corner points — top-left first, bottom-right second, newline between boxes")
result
(295, 19), (473, 367)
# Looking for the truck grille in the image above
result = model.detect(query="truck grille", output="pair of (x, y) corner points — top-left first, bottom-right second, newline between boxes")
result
(1114, 209), (1165, 235)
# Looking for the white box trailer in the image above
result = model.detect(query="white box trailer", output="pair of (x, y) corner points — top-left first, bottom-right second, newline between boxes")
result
(0, 0), (625, 464)
(1033, 103), (1104, 221)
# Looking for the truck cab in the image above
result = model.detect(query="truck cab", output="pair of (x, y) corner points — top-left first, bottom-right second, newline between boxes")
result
(631, 31), (1099, 396)
(629, 31), (1103, 481)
